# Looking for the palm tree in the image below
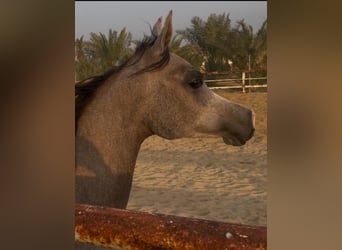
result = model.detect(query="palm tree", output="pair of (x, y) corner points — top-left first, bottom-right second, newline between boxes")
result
(169, 35), (205, 70)
(230, 20), (254, 70)
(177, 13), (234, 72)
(176, 13), (267, 72)
(231, 19), (267, 70)
(75, 35), (85, 62)
(75, 36), (100, 81)
(87, 28), (133, 72)
(75, 28), (134, 81)
(254, 20), (267, 68)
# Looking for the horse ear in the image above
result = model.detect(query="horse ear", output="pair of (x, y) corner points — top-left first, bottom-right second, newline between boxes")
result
(152, 17), (162, 37)
(162, 10), (173, 47)
(153, 10), (173, 51)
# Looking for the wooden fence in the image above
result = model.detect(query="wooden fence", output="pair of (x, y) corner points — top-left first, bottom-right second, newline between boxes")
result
(204, 70), (267, 93)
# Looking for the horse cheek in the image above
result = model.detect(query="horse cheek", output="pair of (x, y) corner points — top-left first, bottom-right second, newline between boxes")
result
(146, 94), (193, 139)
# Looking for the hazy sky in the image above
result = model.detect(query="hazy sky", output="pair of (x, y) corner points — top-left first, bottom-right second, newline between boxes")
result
(75, 1), (267, 40)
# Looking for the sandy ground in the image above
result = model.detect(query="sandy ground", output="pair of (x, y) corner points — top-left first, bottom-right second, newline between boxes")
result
(127, 91), (267, 226)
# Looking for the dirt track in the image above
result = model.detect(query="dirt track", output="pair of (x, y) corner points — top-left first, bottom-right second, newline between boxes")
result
(127, 92), (267, 226)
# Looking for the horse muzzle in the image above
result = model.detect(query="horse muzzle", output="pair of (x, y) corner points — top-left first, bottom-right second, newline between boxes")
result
(222, 110), (256, 146)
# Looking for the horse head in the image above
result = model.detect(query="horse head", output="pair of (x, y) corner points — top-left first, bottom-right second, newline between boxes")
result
(125, 10), (255, 146)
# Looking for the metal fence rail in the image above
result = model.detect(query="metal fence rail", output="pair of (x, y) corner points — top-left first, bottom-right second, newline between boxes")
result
(75, 204), (267, 250)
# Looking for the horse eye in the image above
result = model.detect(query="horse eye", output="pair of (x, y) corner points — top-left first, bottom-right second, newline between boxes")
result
(189, 79), (203, 89)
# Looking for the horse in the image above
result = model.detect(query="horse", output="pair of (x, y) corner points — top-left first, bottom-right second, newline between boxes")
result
(75, 10), (255, 209)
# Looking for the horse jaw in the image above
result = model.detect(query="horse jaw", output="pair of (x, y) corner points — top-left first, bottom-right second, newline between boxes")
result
(193, 92), (256, 147)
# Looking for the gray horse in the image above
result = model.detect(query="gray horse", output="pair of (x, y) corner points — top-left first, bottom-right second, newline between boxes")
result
(75, 11), (255, 209)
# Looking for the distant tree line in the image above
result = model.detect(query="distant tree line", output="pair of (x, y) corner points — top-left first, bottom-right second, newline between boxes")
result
(75, 13), (267, 81)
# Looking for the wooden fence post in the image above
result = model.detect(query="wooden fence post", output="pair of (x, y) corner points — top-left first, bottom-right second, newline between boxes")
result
(242, 72), (246, 93)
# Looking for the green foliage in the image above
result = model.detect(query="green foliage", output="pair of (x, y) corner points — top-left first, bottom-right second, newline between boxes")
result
(176, 14), (267, 71)
(75, 14), (267, 80)
(254, 20), (267, 68)
(229, 19), (267, 69)
(169, 35), (204, 70)
(75, 28), (134, 81)
(176, 13), (233, 72)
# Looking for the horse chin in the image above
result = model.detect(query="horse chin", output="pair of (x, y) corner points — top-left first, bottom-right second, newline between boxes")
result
(222, 136), (246, 146)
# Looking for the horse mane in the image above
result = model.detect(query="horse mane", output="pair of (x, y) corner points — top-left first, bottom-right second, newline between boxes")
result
(75, 32), (170, 132)
(75, 67), (122, 131)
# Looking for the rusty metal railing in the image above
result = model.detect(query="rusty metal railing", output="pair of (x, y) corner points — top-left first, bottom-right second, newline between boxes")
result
(75, 203), (267, 249)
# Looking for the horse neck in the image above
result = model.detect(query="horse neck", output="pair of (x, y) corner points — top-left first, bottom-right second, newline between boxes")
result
(76, 77), (152, 207)
(77, 76), (152, 170)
